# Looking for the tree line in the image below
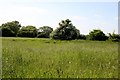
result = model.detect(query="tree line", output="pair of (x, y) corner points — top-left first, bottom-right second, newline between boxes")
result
(0, 19), (120, 42)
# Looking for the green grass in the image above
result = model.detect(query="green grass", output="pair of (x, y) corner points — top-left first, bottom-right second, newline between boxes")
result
(2, 37), (118, 78)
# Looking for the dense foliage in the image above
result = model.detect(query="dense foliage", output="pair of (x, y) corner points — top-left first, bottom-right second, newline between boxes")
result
(78, 34), (87, 40)
(17, 25), (37, 37)
(88, 29), (108, 41)
(1, 27), (16, 37)
(0, 20), (119, 42)
(50, 19), (80, 40)
(1, 21), (21, 37)
(108, 31), (120, 42)
(37, 26), (53, 38)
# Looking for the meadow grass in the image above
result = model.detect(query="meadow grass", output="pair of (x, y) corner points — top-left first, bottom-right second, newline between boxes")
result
(2, 37), (118, 78)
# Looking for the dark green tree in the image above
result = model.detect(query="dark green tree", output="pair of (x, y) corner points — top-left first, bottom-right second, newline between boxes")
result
(78, 34), (86, 40)
(50, 19), (80, 40)
(1, 21), (21, 37)
(1, 27), (15, 37)
(88, 29), (107, 41)
(37, 26), (53, 38)
(17, 25), (37, 37)
(108, 31), (120, 42)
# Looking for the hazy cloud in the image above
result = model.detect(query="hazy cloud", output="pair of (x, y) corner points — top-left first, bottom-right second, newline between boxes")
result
(94, 14), (102, 17)
(0, 4), (48, 26)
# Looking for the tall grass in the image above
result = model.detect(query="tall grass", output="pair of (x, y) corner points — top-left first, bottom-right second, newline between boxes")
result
(2, 37), (118, 78)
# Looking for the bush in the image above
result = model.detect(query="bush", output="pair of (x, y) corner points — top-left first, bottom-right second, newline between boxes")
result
(108, 32), (120, 42)
(88, 29), (107, 41)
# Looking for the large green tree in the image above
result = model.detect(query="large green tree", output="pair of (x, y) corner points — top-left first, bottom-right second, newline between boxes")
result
(50, 19), (80, 40)
(1, 21), (21, 37)
(88, 29), (107, 41)
(17, 25), (37, 37)
(37, 26), (53, 38)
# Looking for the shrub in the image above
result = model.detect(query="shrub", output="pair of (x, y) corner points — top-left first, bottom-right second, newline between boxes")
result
(88, 29), (107, 41)
(108, 32), (120, 42)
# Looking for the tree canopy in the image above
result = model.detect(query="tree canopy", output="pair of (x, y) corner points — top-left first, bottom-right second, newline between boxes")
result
(1, 21), (21, 37)
(17, 25), (37, 38)
(50, 19), (80, 40)
(0, 20), (119, 42)
(88, 29), (107, 41)
(37, 26), (53, 38)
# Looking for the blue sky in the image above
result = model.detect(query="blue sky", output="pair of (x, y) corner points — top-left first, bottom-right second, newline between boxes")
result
(0, 0), (118, 35)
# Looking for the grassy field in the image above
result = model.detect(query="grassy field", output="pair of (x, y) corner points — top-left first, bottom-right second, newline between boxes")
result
(2, 37), (118, 78)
